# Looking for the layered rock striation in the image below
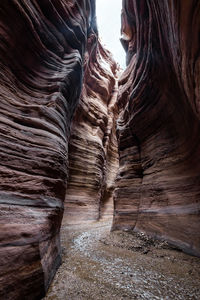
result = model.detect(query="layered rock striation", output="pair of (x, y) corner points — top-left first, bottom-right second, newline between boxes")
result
(64, 36), (119, 224)
(1, 0), (200, 299)
(0, 0), (97, 299)
(113, 0), (200, 257)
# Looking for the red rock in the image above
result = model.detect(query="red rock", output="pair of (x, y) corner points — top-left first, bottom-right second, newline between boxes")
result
(64, 35), (119, 224)
(0, 0), (96, 298)
(1, 0), (200, 298)
(112, 0), (200, 257)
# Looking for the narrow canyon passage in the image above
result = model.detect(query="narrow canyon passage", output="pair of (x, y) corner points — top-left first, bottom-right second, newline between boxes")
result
(44, 220), (200, 300)
(0, 0), (200, 299)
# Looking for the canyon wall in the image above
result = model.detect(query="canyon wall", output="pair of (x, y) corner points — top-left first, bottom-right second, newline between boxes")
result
(1, 0), (199, 299)
(64, 37), (119, 224)
(113, 0), (200, 257)
(0, 1), (96, 299)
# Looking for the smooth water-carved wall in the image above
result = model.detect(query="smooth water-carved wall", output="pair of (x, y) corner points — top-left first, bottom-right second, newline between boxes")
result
(64, 35), (119, 224)
(113, 0), (200, 257)
(0, 1), (96, 298)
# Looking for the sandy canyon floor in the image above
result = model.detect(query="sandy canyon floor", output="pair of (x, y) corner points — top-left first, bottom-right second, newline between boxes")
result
(44, 220), (200, 300)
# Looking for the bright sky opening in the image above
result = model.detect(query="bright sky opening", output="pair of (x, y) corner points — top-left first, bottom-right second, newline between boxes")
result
(96, 0), (126, 69)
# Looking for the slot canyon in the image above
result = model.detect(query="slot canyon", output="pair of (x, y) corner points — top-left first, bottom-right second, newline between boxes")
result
(0, 0), (199, 299)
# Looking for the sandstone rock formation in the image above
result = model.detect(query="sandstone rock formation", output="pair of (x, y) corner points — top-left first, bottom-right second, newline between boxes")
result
(64, 36), (119, 224)
(0, 1), (97, 299)
(112, 0), (200, 257)
(1, 0), (200, 298)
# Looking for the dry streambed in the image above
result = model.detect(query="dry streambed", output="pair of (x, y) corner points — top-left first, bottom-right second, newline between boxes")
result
(44, 221), (200, 300)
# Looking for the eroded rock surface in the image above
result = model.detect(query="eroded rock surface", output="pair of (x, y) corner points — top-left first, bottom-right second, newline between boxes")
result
(64, 37), (119, 224)
(113, 0), (200, 257)
(0, 1), (96, 299)
(1, 0), (200, 298)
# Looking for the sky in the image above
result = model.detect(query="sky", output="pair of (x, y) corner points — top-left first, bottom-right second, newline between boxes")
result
(96, 0), (126, 69)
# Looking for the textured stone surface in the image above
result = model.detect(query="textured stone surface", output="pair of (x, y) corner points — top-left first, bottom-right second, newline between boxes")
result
(64, 36), (119, 224)
(113, 0), (200, 257)
(0, 1), (96, 299)
(1, 0), (200, 298)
